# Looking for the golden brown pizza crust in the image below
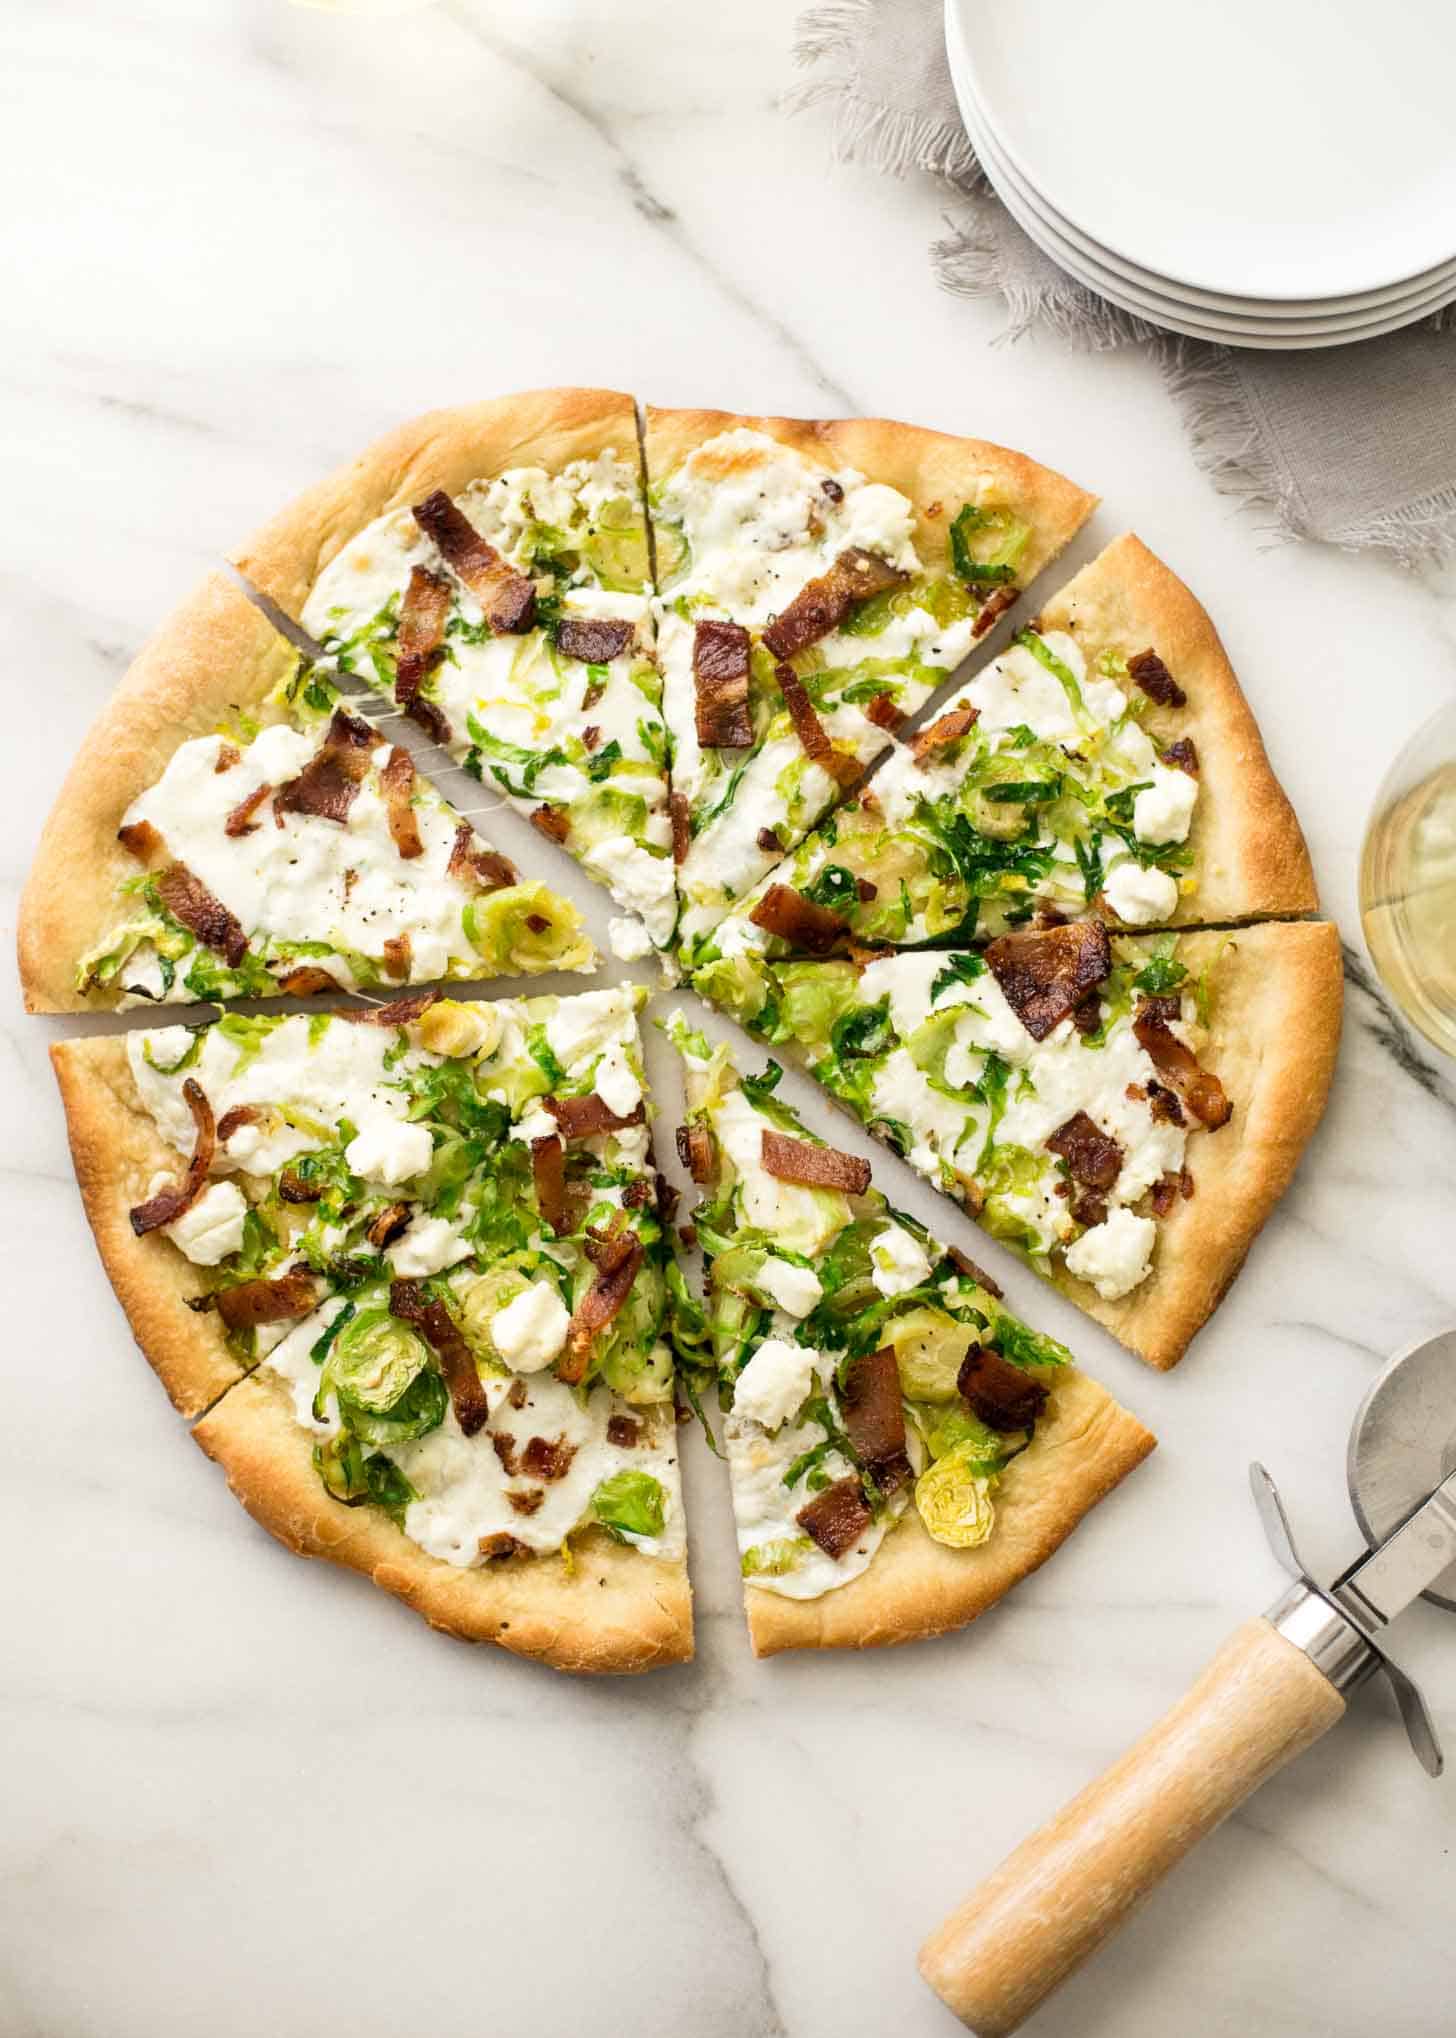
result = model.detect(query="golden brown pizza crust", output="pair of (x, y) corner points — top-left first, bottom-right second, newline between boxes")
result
(192, 1368), (693, 1674)
(1053, 919), (1344, 1369)
(234, 387), (642, 616)
(18, 572), (297, 1013)
(746, 1370), (1154, 1656)
(50, 1035), (246, 1419)
(1035, 533), (1318, 924)
(644, 406), (1097, 601)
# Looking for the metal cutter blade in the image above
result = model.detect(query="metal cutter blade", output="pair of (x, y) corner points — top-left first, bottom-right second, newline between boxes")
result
(1347, 1327), (1456, 1612)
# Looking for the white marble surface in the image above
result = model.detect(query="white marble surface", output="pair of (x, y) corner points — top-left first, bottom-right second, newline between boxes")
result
(4, 3), (1456, 2033)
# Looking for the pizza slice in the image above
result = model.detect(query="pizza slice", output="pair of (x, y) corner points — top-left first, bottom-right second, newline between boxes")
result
(687, 534), (1317, 974)
(690, 920), (1341, 1368)
(234, 388), (678, 959)
(643, 407), (1096, 958)
(49, 985), (689, 1672)
(18, 574), (594, 1011)
(666, 1015), (1153, 1655)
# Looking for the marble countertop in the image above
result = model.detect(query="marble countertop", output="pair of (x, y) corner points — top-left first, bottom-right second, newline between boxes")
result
(5, 3), (1456, 2032)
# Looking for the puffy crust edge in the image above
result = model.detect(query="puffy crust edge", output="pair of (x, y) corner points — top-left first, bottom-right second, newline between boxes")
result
(49, 1035), (245, 1419)
(18, 572), (297, 1013)
(643, 406), (1097, 591)
(192, 1368), (693, 1674)
(1036, 532), (1318, 924)
(746, 1368), (1154, 1657)
(233, 387), (642, 616)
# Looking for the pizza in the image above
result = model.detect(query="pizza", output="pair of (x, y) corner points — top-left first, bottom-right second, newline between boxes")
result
(18, 574), (593, 1010)
(50, 986), (689, 1673)
(666, 1015), (1154, 1653)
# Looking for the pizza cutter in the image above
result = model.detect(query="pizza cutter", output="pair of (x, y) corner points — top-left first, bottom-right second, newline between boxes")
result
(919, 1326), (1456, 2035)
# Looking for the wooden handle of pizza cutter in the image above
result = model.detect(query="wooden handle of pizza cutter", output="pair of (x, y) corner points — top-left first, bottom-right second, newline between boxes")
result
(918, 1617), (1346, 2035)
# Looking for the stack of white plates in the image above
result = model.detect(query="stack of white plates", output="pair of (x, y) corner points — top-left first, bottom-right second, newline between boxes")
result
(944, 0), (1456, 350)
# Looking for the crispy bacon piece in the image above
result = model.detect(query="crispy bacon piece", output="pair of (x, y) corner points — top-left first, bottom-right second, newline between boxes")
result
(911, 706), (979, 763)
(215, 1266), (319, 1331)
(621, 1178), (652, 1209)
(412, 489), (536, 634)
(216, 1104), (259, 1143)
(972, 586), (1020, 639)
(985, 918), (1112, 1042)
(756, 826), (783, 854)
(531, 1134), (567, 1231)
(491, 1432), (519, 1476)
(559, 1238), (645, 1385)
(394, 564), (452, 726)
(656, 1173), (678, 1225)
(762, 548), (909, 659)
(155, 864), (248, 969)
(841, 1347), (910, 1495)
(531, 805), (570, 844)
(379, 745), (423, 860)
(761, 1128), (871, 1196)
(557, 616), (633, 664)
(1161, 737), (1199, 775)
(507, 1488), (544, 1516)
(278, 1170), (323, 1204)
(366, 1201), (412, 1249)
(670, 792), (691, 865)
(748, 883), (848, 956)
(1070, 992), (1102, 1037)
(796, 1474), (872, 1560)
(507, 1378), (528, 1410)
(478, 1532), (526, 1561)
(381, 932), (413, 980)
(583, 1221), (638, 1276)
(117, 818), (164, 862)
(214, 744), (241, 773)
(957, 1344), (1049, 1433)
(1128, 647), (1186, 708)
(693, 620), (753, 749)
(337, 990), (440, 1027)
(864, 691), (905, 733)
(1146, 1078), (1186, 1127)
(129, 1077), (217, 1235)
(581, 724), (601, 752)
(446, 823), (516, 891)
(277, 966), (339, 996)
(275, 708), (376, 826)
(390, 1278), (489, 1437)
(521, 1435), (577, 1482)
(1133, 1002), (1232, 1129)
(545, 1093), (646, 1139)
(946, 1244), (1003, 1297)
(224, 783), (272, 838)
(773, 661), (860, 786)
(1047, 1110), (1124, 1192)
(405, 695), (453, 747)
(607, 1413), (644, 1448)
(1148, 1171), (1190, 1217)
(675, 1121), (717, 1186)
(1068, 1190), (1108, 1230)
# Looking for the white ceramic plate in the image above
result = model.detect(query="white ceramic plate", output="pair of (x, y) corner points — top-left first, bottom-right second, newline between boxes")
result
(945, 0), (1456, 321)
(947, 0), (1456, 301)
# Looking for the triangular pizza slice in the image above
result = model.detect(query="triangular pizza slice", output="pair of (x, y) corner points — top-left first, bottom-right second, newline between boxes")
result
(643, 408), (1096, 960)
(19, 573), (594, 1010)
(49, 986), (689, 1672)
(688, 534), (1317, 975)
(666, 1015), (1153, 1655)
(234, 388), (678, 959)
(690, 921), (1342, 1368)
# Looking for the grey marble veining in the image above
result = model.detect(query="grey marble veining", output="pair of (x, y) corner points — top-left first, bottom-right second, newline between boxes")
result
(3, 3), (1456, 2034)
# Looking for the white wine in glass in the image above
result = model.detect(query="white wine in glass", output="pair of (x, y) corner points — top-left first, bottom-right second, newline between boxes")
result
(1360, 705), (1456, 1058)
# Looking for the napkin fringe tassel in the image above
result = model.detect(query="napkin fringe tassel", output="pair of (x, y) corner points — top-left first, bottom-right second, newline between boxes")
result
(790, 4), (980, 184)
(931, 212), (1162, 352)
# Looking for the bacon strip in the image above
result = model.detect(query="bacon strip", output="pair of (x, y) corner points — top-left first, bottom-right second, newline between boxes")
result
(412, 489), (535, 635)
(117, 818), (164, 862)
(478, 1531), (527, 1561)
(608, 1413), (643, 1448)
(223, 783), (272, 838)
(761, 1128), (871, 1196)
(773, 661), (860, 786)
(1128, 647), (1187, 708)
(129, 1077), (217, 1235)
(545, 1093), (646, 1139)
(583, 1220), (637, 1275)
(911, 705), (979, 763)
(275, 708), (376, 826)
(365, 1201), (412, 1249)
(531, 805), (570, 844)
(675, 1121), (717, 1185)
(693, 620), (753, 748)
(1161, 737), (1199, 775)
(337, 991), (440, 1027)
(380, 746), (423, 860)
(278, 1170), (323, 1204)
(1047, 1110), (1124, 1191)
(447, 822), (517, 891)
(864, 691), (905, 733)
(1133, 1003), (1232, 1129)
(985, 918), (1112, 1042)
(748, 883), (848, 956)
(395, 565), (452, 729)
(531, 1134), (567, 1231)
(557, 616), (633, 664)
(841, 1347), (910, 1494)
(214, 744), (241, 773)
(971, 585), (1020, 639)
(215, 1266), (320, 1330)
(559, 1238), (645, 1384)
(155, 864), (248, 969)
(390, 1278), (489, 1437)
(761, 548), (909, 659)
(277, 966), (339, 997)
(381, 932), (412, 979)
(957, 1344), (1049, 1432)
(521, 1435), (576, 1482)
(946, 1245), (1003, 1298)
(216, 1104), (259, 1143)
(670, 792), (691, 865)
(797, 1474), (872, 1560)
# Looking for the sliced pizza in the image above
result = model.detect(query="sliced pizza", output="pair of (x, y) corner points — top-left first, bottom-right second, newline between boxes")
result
(234, 388), (678, 958)
(690, 920), (1342, 1369)
(667, 1015), (1153, 1654)
(50, 985), (689, 1672)
(18, 574), (593, 1011)
(687, 534), (1317, 974)
(643, 408), (1097, 957)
